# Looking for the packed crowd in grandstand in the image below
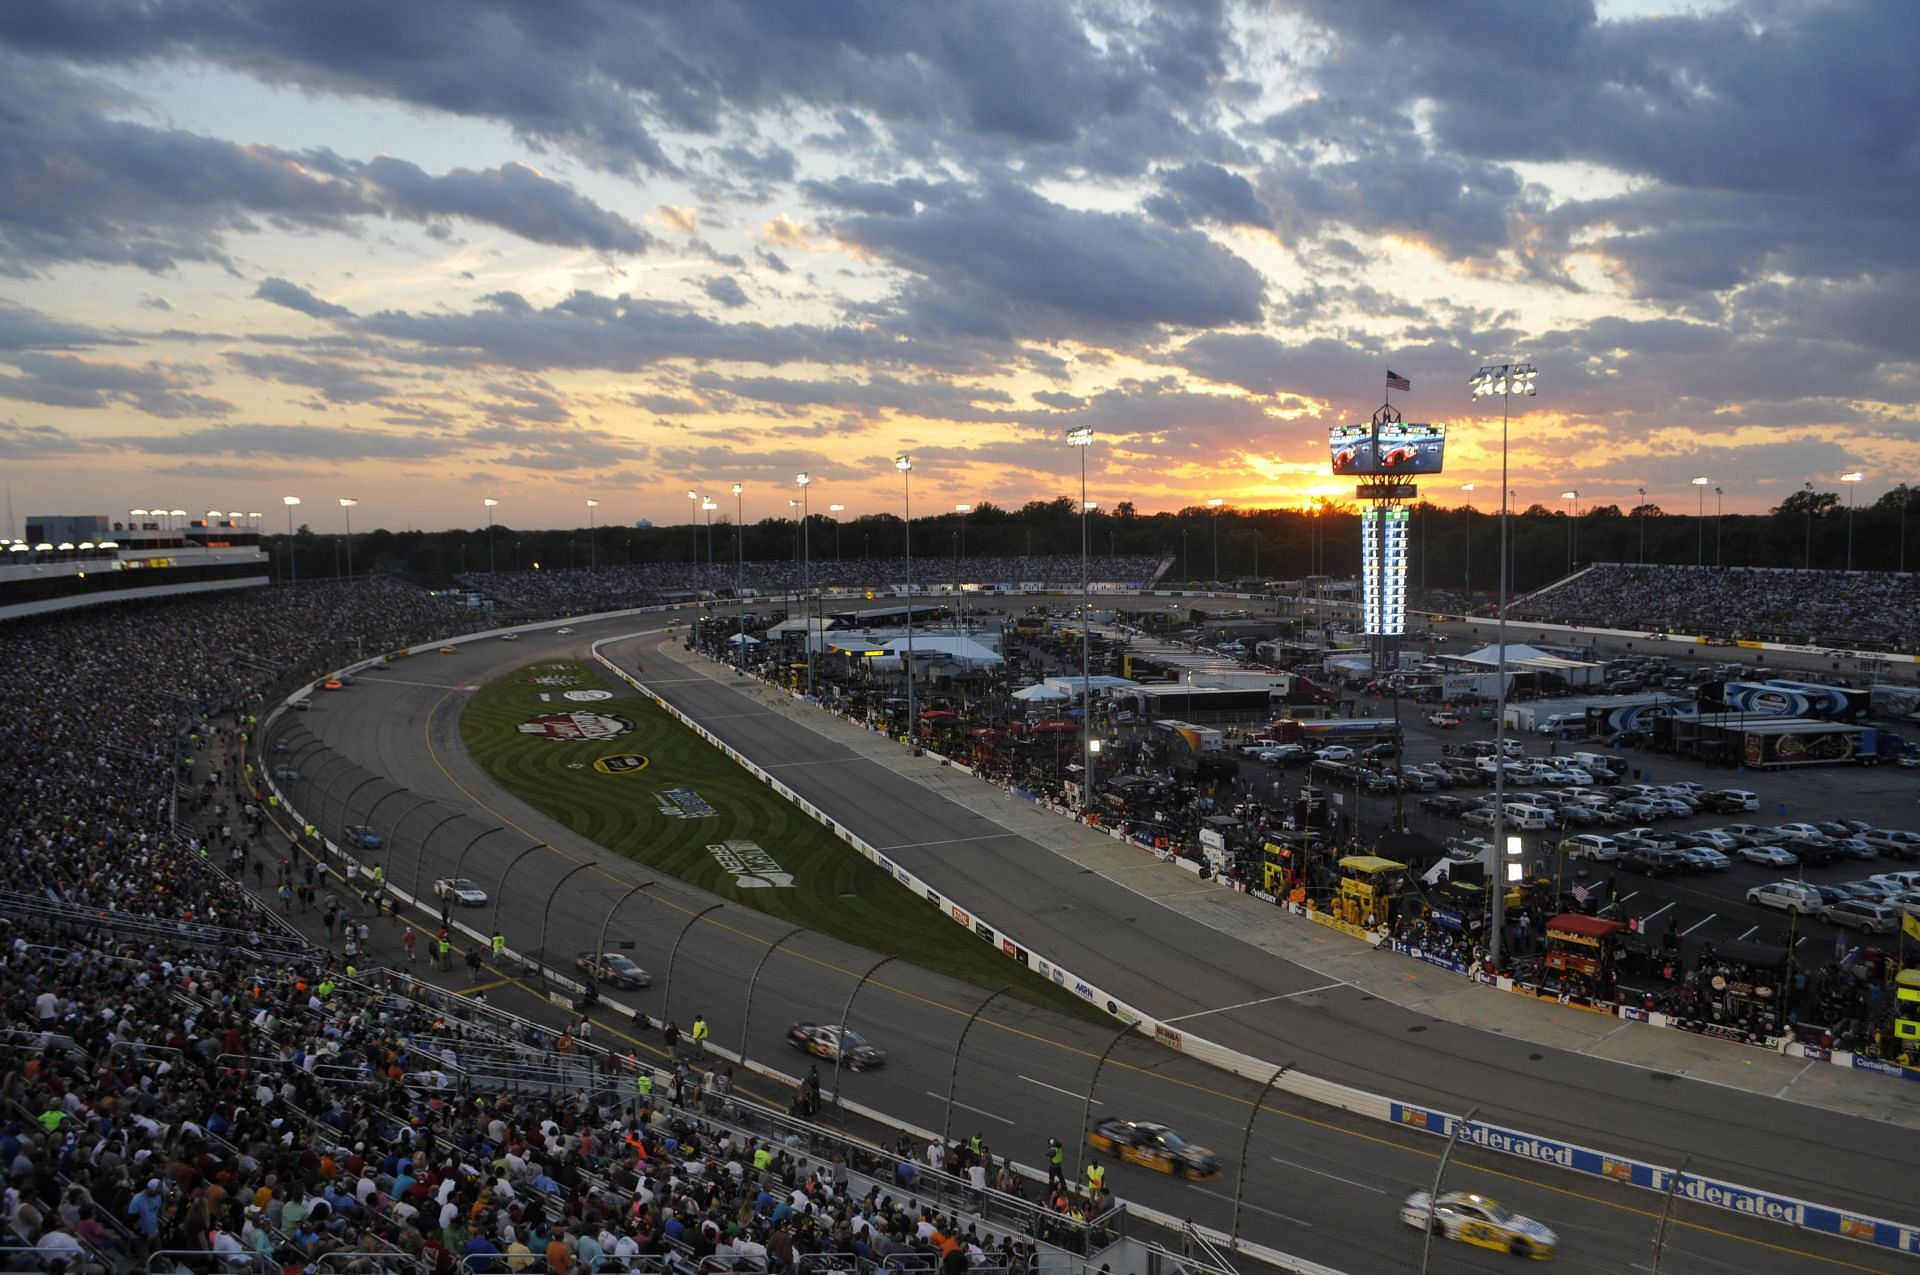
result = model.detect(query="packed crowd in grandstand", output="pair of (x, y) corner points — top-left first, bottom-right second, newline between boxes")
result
(0, 577), (1101, 1272)
(1514, 564), (1920, 650)
(458, 556), (1165, 616)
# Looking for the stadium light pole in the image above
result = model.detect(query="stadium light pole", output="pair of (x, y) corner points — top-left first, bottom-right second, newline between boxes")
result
(895, 456), (917, 739)
(796, 473), (813, 697)
(1207, 496), (1225, 580)
(1636, 487), (1647, 565)
(1560, 490), (1578, 574)
(282, 496), (301, 586)
(586, 498), (599, 573)
(1715, 487), (1724, 566)
(732, 483), (745, 666)
(1469, 361), (1536, 972)
(1802, 481), (1814, 569)
(702, 497), (717, 577)
(483, 497), (498, 575)
(1691, 477), (1709, 566)
(336, 498), (357, 582)
(1460, 484), (1476, 598)
(1842, 472), (1864, 571)
(1068, 427), (1096, 817)
(953, 503), (970, 631)
(687, 489), (699, 583)
(829, 504), (845, 562)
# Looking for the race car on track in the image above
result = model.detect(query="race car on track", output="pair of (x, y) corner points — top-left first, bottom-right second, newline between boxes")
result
(575, 951), (652, 988)
(786, 1023), (886, 1070)
(434, 877), (489, 907)
(1400, 1190), (1556, 1260)
(1086, 1119), (1221, 1180)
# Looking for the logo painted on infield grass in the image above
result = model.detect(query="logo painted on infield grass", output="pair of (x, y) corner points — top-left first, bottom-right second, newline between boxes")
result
(707, 840), (793, 888)
(517, 711), (634, 741)
(657, 786), (717, 818)
(594, 753), (650, 775)
(563, 689), (613, 701)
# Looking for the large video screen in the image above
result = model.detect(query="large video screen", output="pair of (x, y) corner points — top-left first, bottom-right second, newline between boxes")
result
(1329, 424), (1374, 474)
(1329, 422), (1447, 475)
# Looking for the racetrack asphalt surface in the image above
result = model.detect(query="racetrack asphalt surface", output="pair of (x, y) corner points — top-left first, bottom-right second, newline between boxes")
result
(275, 609), (1920, 1274)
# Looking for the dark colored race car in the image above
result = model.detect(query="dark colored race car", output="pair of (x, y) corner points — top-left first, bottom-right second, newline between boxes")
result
(786, 1023), (886, 1070)
(1086, 1119), (1221, 1180)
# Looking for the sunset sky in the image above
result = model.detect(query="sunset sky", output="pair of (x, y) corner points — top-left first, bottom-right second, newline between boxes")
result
(0, 0), (1913, 535)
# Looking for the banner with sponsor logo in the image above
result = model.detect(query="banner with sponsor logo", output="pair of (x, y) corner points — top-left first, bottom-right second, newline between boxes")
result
(1385, 1104), (1920, 1253)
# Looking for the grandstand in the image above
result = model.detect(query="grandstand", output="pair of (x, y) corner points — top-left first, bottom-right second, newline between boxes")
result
(0, 577), (1196, 1275)
(1512, 562), (1920, 651)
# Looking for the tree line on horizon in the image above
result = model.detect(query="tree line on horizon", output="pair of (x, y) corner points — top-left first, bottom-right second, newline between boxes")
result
(272, 483), (1916, 595)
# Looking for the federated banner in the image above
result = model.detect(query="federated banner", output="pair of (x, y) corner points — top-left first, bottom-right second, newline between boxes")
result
(1385, 1103), (1920, 1255)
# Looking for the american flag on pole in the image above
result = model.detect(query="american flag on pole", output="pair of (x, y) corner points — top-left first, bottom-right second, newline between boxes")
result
(1386, 369), (1411, 392)
(1571, 881), (1592, 904)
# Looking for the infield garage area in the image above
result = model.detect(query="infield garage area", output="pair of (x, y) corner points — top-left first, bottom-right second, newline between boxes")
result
(460, 659), (1095, 1019)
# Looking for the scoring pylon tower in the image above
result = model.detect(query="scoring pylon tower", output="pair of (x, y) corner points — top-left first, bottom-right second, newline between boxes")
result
(1356, 401), (1414, 675)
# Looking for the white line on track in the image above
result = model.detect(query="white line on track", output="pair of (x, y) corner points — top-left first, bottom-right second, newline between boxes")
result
(927, 1093), (1015, 1126)
(1774, 1061), (1816, 1099)
(879, 833), (1028, 851)
(762, 757), (862, 769)
(1640, 901), (1675, 923)
(1735, 925), (1758, 941)
(1020, 1075), (1097, 1104)
(1679, 912), (1717, 937)
(1267, 1153), (1386, 1194)
(1161, 991), (1306, 1024)
(365, 678), (466, 690)
(1191, 1187), (1313, 1227)
(689, 711), (783, 722)
(1277, 979), (1348, 1000)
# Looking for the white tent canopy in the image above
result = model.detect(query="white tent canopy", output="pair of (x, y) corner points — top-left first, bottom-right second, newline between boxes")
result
(1012, 683), (1070, 702)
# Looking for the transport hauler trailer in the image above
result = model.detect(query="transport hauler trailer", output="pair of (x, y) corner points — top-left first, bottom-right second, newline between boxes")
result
(1668, 714), (1878, 769)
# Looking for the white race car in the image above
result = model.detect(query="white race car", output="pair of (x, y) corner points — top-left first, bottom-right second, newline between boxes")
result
(1401, 1191), (1556, 1260)
(434, 877), (489, 907)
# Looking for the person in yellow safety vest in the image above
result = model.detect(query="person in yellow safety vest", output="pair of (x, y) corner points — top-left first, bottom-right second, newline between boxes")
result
(491, 932), (506, 957)
(317, 978), (336, 999)
(1086, 1161), (1106, 1194)
(436, 935), (451, 970)
(752, 1145), (773, 1172)
(372, 865), (384, 886)
(635, 1069), (653, 1099)
(968, 1133), (982, 1160)
(690, 1014), (709, 1051)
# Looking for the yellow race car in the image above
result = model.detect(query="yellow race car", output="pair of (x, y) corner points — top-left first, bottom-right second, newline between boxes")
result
(1087, 1119), (1221, 1180)
(1401, 1190), (1557, 1260)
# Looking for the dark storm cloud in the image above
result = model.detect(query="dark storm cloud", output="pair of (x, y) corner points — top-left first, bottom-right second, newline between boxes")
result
(358, 290), (904, 373)
(1289, 0), (1920, 299)
(1144, 162), (1268, 230)
(359, 157), (653, 253)
(0, 1), (1234, 178)
(0, 352), (232, 418)
(0, 299), (119, 351)
(689, 371), (1015, 422)
(224, 350), (391, 404)
(0, 53), (652, 273)
(702, 275), (749, 309)
(254, 278), (352, 321)
(837, 181), (1266, 334)
(99, 421), (459, 460)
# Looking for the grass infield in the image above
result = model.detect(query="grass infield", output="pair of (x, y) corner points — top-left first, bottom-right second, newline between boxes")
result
(459, 659), (1104, 1022)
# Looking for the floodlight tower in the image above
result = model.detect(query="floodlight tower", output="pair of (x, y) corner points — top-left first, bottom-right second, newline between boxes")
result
(1068, 427), (1096, 817)
(1468, 361), (1537, 971)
